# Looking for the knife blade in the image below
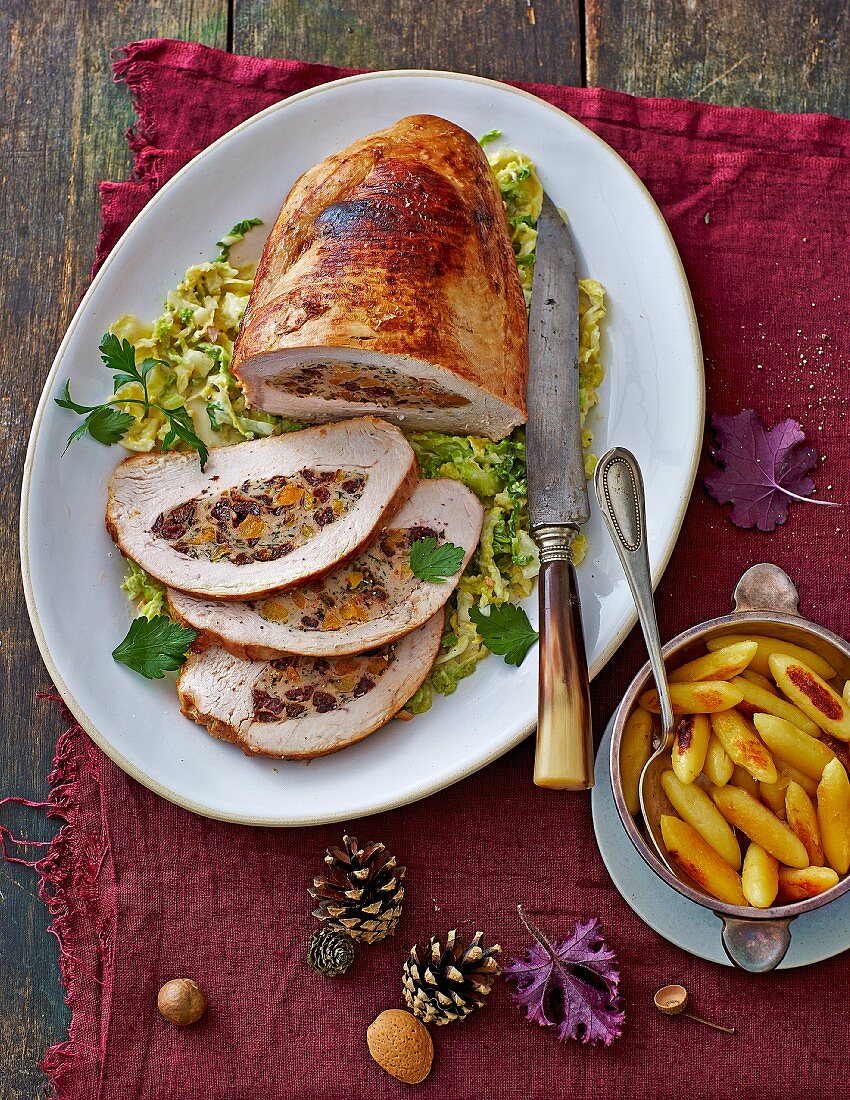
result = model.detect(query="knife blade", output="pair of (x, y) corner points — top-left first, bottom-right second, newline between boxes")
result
(526, 193), (590, 530)
(526, 192), (594, 790)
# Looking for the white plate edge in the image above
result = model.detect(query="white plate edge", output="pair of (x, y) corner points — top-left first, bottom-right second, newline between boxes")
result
(19, 69), (705, 825)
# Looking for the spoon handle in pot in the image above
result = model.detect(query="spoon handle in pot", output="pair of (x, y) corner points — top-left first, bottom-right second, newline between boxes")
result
(593, 448), (674, 738)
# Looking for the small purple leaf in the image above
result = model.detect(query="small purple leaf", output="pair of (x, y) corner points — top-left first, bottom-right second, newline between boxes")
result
(504, 908), (625, 1046)
(704, 409), (838, 532)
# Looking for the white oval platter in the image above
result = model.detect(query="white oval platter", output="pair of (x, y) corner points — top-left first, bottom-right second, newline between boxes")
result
(21, 70), (703, 825)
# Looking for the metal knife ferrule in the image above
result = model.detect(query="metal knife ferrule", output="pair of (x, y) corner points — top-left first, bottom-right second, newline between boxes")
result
(532, 523), (579, 563)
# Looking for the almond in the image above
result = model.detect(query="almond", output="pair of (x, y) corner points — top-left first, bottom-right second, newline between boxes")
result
(367, 1008), (433, 1085)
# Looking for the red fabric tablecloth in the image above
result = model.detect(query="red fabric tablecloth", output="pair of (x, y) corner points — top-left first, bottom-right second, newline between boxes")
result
(16, 38), (850, 1100)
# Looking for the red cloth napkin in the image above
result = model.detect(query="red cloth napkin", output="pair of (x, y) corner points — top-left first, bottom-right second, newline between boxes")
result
(17, 38), (850, 1100)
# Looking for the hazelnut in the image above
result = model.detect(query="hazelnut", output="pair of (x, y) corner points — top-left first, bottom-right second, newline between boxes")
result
(367, 1008), (433, 1085)
(157, 978), (207, 1026)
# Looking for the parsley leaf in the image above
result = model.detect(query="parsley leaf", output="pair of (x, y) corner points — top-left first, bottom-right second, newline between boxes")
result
(99, 332), (138, 377)
(85, 406), (135, 446)
(206, 402), (227, 432)
(215, 217), (263, 261)
(113, 357), (158, 396)
(55, 380), (97, 415)
(409, 537), (465, 583)
(100, 333), (160, 396)
(56, 385), (134, 451)
(56, 332), (209, 468)
(469, 603), (539, 666)
(161, 405), (209, 469)
(112, 615), (197, 679)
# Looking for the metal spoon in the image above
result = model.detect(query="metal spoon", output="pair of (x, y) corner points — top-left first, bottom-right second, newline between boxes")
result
(654, 984), (736, 1035)
(594, 448), (675, 868)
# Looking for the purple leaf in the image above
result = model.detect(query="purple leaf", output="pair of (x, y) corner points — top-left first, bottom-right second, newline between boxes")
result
(704, 409), (838, 532)
(504, 909), (624, 1046)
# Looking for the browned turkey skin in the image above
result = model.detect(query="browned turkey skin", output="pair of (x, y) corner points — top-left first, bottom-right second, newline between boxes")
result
(232, 115), (529, 439)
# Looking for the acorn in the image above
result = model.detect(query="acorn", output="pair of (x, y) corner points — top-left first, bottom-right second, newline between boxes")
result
(367, 1008), (433, 1085)
(157, 978), (207, 1026)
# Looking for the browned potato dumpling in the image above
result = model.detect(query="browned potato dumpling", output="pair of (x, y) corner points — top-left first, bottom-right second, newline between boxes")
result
(621, 629), (850, 909)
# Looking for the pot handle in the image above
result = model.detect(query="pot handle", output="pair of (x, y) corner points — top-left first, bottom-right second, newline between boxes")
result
(720, 916), (792, 972)
(732, 564), (800, 616)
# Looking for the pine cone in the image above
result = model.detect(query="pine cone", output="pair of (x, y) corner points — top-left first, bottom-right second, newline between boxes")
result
(309, 835), (405, 944)
(307, 926), (355, 977)
(402, 930), (502, 1025)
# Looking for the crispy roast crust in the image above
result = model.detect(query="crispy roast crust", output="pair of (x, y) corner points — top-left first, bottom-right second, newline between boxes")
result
(232, 115), (528, 437)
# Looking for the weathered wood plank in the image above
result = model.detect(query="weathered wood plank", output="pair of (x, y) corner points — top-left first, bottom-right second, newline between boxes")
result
(0, 5), (226, 1095)
(586, 0), (850, 116)
(234, 0), (582, 85)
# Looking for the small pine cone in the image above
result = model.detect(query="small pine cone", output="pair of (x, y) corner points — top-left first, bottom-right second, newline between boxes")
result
(307, 926), (355, 977)
(402, 930), (502, 1025)
(309, 835), (405, 944)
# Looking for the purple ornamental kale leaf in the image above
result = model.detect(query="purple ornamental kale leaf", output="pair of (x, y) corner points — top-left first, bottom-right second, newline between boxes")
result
(704, 409), (838, 532)
(504, 911), (624, 1046)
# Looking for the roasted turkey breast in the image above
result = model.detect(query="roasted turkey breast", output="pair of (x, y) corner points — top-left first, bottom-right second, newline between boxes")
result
(167, 478), (483, 659)
(177, 613), (443, 758)
(231, 114), (529, 440)
(106, 418), (417, 600)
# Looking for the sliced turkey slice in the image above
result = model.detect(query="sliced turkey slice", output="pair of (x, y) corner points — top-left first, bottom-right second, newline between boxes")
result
(231, 114), (528, 441)
(177, 613), (442, 759)
(106, 417), (417, 600)
(167, 478), (483, 659)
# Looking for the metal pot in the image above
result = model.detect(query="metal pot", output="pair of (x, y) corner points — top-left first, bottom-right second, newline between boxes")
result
(609, 563), (850, 972)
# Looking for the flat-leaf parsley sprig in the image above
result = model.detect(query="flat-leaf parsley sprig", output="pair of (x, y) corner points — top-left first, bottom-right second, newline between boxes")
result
(469, 602), (539, 666)
(112, 615), (198, 679)
(409, 537), (465, 584)
(55, 333), (209, 468)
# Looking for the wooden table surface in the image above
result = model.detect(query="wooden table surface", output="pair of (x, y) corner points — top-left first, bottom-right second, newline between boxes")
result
(1, 1), (848, 1092)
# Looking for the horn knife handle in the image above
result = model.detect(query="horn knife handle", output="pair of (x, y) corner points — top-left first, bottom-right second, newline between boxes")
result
(532, 526), (593, 789)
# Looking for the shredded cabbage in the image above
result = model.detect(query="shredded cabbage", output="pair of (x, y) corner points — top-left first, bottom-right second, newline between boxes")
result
(110, 221), (300, 455)
(487, 145), (542, 307)
(121, 558), (167, 620)
(113, 148), (606, 711)
(406, 430), (534, 693)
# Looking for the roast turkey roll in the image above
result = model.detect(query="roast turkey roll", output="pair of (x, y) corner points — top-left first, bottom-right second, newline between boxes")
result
(106, 417), (417, 600)
(177, 613), (443, 759)
(167, 478), (484, 659)
(232, 114), (529, 441)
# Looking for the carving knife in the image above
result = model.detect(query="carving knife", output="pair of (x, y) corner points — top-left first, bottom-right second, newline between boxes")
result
(526, 193), (593, 789)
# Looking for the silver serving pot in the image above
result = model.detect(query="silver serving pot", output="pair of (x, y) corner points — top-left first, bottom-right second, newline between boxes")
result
(609, 563), (850, 972)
